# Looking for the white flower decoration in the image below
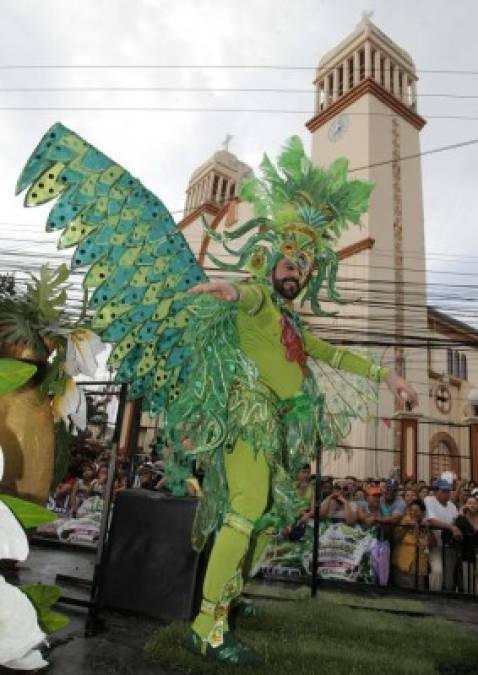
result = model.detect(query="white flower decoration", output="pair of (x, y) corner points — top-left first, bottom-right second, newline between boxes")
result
(52, 377), (87, 431)
(0, 576), (47, 671)
(64, 328), (104, 378)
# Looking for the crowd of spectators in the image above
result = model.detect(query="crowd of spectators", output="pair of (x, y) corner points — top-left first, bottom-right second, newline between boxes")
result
(41, 444), (478, 594)
(280, 465), (478, 594)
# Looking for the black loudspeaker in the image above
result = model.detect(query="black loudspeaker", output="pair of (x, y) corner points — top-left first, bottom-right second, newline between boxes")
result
(98, 489), (209, 621)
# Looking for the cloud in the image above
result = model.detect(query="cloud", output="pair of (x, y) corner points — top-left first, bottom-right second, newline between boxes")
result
(0, 0), (476, 324)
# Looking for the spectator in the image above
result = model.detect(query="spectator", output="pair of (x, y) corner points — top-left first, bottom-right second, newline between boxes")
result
(137, 463), (156, 490)
(353, 487), (367, 510)
(320, 481), (358, 526)
(91, 464), (109, 497)
(425, 479), (462, 591)
(380, 479), (406, 526)
(114, 469), (128, 496)
(358, 486), (382, 533)
(455, 495), (478, 594)
(392, 500), (434, 590)
(319, 478), (333, 502)
(70, 463), (96, 516)
(418, 486), (429, 501)
(404, 488), (418, 507)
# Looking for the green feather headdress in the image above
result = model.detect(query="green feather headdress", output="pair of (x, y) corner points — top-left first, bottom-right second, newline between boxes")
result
(204, 136), (373, 316)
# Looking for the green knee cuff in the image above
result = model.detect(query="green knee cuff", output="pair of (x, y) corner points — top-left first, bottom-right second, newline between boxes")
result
(224, 511), (255, 537)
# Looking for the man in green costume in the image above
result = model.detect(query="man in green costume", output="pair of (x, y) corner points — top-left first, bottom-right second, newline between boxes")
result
(186, 252), (417, 666)
(14, 125), (418, 669)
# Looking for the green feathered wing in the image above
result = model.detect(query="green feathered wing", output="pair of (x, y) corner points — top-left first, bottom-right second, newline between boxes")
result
(16, 122), (208, 415)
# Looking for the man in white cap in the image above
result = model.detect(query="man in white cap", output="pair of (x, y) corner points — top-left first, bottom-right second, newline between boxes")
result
(425, 479), (462, 591)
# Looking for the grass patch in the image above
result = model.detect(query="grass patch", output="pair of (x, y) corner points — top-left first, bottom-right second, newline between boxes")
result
(144, 596), (478, 675)
(245, 581), (428, 613)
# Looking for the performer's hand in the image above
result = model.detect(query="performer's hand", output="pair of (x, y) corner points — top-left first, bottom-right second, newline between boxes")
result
(385, 371), (419, 409)
(188, 281), (239, 302)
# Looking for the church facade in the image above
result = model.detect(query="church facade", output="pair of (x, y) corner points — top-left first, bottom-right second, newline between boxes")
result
(177, 17), (478, 483)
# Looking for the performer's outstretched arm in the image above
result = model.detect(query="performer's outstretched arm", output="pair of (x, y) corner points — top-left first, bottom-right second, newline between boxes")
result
(303, 330), (418, 408)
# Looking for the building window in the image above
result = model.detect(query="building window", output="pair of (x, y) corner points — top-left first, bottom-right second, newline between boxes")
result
(220, 178), (228, 202)
(318, 81), (326, 111)
(348, 57), (354, 89)
(390, 64), (395, 93)
(327, 73), (333, 103)
(398, 71), (403, 99)
(447, 349), (453, 375)
(371, 48), (376, 80)
(380, 56), (385, 86)
(338, 64), (344, 96)
(359, 49), (365, 81)
(447, 349), (467, 380)
(212, 175), (219, 201)
(229, 182), (236, 198)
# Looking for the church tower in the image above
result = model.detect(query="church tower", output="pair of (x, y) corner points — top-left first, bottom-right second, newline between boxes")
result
(306, 15), (430, 477)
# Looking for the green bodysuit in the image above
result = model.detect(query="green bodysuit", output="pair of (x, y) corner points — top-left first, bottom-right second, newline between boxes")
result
(192, 283), (388, 649)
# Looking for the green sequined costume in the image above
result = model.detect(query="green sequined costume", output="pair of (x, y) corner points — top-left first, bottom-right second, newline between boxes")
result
(172, 282), (388, 646)
(16, 125), (386, 658)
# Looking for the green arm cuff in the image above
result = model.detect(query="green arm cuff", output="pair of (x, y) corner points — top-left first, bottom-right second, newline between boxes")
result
(303, 330), (389, 383)
(234, 283), (265, 316)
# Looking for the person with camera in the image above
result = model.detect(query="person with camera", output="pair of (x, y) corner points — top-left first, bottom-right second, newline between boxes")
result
(392, 499), (434, 590)
(319, 481), (358, 526)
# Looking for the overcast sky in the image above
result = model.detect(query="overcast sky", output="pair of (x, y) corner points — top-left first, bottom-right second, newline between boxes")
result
(0, 0), (477, 324)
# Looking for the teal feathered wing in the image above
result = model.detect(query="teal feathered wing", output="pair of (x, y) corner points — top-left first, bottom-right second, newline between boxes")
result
(16, 122), (207, 414)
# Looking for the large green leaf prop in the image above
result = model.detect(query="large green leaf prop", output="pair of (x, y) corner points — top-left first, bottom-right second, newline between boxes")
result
(0, 359), (37, 394)
(20, 584), (70, 634)
(0, 494), (56, 528)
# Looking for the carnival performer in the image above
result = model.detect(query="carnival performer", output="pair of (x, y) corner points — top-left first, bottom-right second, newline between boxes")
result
(16, 127), (417, 669)
(184, 254), (416, 667)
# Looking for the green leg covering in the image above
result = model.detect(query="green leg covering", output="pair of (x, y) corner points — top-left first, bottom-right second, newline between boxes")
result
(244, 525), (275, 580)
(192, 437), (270, 646)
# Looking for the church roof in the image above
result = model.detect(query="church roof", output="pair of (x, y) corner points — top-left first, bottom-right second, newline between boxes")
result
(318, 14), (415, 73)
(188, 149), (252, 185)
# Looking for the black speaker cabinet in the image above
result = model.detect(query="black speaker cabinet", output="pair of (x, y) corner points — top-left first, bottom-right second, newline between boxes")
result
(98, 489), (209, 621)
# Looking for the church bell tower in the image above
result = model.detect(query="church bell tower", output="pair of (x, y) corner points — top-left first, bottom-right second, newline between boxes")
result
(307, 15), (429, 475)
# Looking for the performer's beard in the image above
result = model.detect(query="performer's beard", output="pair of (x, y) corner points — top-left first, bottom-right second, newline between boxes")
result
(272, 273), (303, 300)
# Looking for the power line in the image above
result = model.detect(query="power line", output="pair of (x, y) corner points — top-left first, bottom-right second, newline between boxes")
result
(2, 65), (478, 75)
(3, 86), (478, 100)
(3, 107), (478, 120)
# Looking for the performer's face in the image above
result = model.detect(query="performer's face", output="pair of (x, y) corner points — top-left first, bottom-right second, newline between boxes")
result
(272, 257), (309, 300)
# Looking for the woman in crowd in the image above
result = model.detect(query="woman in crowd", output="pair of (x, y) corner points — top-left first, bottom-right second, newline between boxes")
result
(353, 487), (367, 510)
(91, 464), (109, 497)
(320, 480), (358, 525)
(70, 462), (96, 516)
(392, 500), (434, 590)
(404, 488), (418, 507)
(455, 494), (478, 594)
